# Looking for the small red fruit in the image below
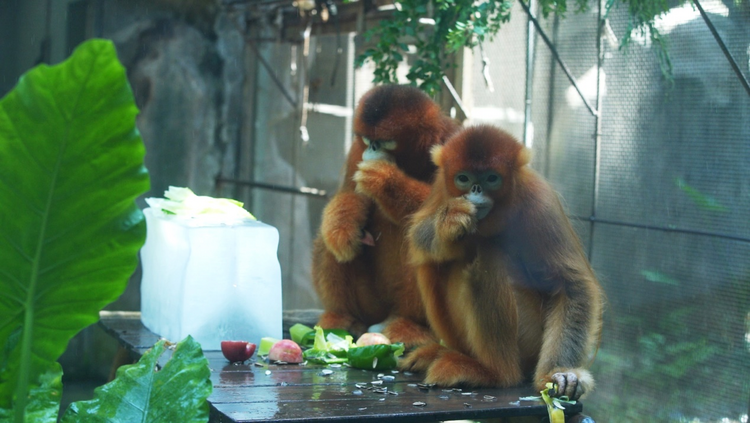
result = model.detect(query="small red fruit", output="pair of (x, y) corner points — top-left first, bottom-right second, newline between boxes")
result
(221, 341), (257, 363)
(268, 339), (303, 363)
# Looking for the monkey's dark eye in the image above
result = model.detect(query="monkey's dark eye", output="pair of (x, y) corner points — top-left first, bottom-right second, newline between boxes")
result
(455, 173), (474, 189)
(485, 172), (502, 189)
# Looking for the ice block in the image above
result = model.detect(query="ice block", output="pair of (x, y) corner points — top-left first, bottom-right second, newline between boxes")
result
(140, 207), (282, 350)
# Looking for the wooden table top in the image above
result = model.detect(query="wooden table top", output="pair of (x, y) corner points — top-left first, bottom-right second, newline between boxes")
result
(98, 311), (588, 423)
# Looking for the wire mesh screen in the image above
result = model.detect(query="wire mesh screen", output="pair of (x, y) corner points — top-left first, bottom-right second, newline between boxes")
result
(247, 32), (356, 310)
(478, 0), (750, 420)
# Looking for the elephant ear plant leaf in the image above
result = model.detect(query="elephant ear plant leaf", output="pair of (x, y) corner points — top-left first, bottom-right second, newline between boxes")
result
(62, 336), (212, 423)
(0, 39), (150, 421)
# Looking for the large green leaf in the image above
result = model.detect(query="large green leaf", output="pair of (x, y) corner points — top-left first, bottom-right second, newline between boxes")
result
(0, 363), (63, 423)
(0, 39), (149, 420)
(62, 336), (212, 422)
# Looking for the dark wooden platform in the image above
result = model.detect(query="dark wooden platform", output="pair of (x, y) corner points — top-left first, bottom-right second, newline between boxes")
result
(98, 311), (591, 423)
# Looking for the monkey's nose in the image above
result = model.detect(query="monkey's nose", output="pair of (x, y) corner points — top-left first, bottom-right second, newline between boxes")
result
(371, 140), (381, 151)
(471, 184), (482, 194)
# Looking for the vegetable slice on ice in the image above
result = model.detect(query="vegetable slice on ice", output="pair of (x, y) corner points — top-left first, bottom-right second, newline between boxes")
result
(146, 186), (256, 220)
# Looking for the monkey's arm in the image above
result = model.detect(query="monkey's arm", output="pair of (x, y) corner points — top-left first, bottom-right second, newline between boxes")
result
(512, 177), (603, 399)
(353, 160), (432, 223)
(408, 194), (477, 264)
(320, 190), (373, 262)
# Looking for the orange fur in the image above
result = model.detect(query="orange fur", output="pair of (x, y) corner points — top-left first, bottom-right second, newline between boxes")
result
(312, 85), (459, 348)
(405, 125), (604, 399)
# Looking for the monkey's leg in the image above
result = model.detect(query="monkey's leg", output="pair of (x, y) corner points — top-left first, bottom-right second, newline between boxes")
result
(381, 265), (437, 349)
(425, 350), (514, 388)
(381, 316), (436, 350)
(398, 342), (446, 373)
(311, 238), (371, 336)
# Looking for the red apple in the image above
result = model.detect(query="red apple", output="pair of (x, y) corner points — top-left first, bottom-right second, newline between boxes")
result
(221, 340), (257, 363)
(268, 339), (303, 363)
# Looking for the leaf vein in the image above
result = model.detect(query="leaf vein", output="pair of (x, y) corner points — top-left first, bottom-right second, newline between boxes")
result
(0, 231), (34, 264)
(4, 112), (55, 178)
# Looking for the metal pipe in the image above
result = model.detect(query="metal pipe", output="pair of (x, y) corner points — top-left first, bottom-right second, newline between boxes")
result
(523, 0), (537, 148)
(518, 0), (599, 117)
(245, 37), (299, 108)
(571, 215), (750, 244)
(542, 16), (560, 180)
(692, 0), (750, 97)
(588, 0), (605, 258)
(216, 178), (329, 198)
(442, 75), (470, 120)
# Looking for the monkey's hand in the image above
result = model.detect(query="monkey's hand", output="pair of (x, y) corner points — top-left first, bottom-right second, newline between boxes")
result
(437, 197), (477, 242)
(399, 343), (446, 373)
(538, 368), (594, 401)
(353, 160), (399, 199)
(353, 160), (431, 222)
(409, 197), (477, 263)
(320, 191), (372, 262)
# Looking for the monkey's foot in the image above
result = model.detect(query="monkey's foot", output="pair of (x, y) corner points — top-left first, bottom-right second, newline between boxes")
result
(425, 350), (522, 388)
(316, 311), (369, 338)
(536, 367), (594, 400)
(398, 343), (445, 373)
(381, 317), (437, 350)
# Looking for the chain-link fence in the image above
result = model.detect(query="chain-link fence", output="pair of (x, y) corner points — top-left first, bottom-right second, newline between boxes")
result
(470, 0), (749, 420)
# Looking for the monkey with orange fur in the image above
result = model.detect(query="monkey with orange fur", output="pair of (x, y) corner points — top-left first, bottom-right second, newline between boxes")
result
(402, 125), (603, 400)
(312, 85), (459, 348)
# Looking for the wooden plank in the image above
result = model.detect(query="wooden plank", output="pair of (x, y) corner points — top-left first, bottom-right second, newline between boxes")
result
(210, 394), (565, 423)
(99, 312), (586, 423)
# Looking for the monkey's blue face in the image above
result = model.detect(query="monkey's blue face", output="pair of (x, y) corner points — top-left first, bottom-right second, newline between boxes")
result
(361, 136), (397, 162)
(454, 170), (503, 219)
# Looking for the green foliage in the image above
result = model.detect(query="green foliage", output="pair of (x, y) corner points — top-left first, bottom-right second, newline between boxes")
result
(62, 337), (212, 423)
(357, 0), (746, 94)
(0, 39), (149, 421)
(640, 270), (680, 286)
(590, 276), (750, 421)
(357, 0), (513, 95)
(674, 178), (729, 213)
(0, 364), (63, 423)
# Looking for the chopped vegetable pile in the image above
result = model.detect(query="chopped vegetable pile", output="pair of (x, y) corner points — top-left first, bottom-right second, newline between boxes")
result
(287, 324), (404, 370)
(221, 324), (405, 371)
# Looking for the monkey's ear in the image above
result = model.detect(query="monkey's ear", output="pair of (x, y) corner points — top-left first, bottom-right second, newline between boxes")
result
(517, 146), (532, 168)
(430, 145), (445, 167)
